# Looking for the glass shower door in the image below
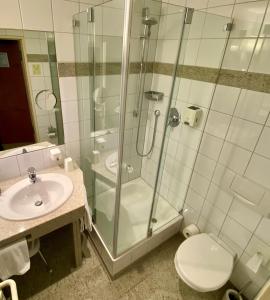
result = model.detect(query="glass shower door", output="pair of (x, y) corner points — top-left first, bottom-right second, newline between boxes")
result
(116, 1), (189, 255)
(74, 2), (125, 256)
(149, 9), (233, 234)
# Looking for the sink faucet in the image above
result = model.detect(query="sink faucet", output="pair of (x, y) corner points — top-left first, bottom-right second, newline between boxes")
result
(27, 167), (37, 184)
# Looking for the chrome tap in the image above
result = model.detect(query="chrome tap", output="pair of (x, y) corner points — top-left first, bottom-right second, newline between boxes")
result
(27, 167), (37, 183)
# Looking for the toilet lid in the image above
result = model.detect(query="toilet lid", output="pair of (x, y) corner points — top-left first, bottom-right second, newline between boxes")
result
(175, 233), (234, 292)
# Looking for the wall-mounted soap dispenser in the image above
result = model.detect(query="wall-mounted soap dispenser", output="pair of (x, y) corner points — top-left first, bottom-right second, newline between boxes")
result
(182, 106), (202, 127)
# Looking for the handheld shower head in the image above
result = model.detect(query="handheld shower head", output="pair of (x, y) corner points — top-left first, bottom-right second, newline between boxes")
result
(142, 16), (158, 26)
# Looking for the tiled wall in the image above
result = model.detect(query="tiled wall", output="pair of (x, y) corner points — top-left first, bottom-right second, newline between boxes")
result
(141, 0), (270, 299)
(163, 1), (270, 299)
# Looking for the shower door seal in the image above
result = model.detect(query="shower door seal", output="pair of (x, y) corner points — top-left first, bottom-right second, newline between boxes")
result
(112, 0), (133, 258)
(147, 7), (194, 237)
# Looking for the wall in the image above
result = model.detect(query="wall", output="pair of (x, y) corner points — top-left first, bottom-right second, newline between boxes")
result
(140, 0), (270, 298)
(156, 0), (270, 299)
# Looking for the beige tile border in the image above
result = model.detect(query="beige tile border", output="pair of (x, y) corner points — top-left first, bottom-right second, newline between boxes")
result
(27, 54), (56, 63)
(57, 62), (270, 93)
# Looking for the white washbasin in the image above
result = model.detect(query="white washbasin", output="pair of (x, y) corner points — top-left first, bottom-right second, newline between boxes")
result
(0, 173), (73, 221)
(105, 152), (118, 175)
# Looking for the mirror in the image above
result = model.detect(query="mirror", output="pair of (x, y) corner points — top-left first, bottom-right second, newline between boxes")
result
(0, 29), (64, 158)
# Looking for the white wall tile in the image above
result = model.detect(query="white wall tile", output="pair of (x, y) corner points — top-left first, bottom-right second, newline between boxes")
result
(188, 80), (215, 109)
(226, 117), (263, 151)
(175, 144), (197, 168)
(178, 126), (202, 150)
(0, 0), (22, 29)
(196, 38), (226, 68)
(52, 0), (79, 33)
(246, 154), (270, 190)
(55, 33), (75, 62)
(17, 151), (45, 175)
(256, 126), (270, 159)
(102, 7), (124, 36)
(64, 122), (80, 142)
(222, 38), (256, 71)
(200, 201), (226, 231)
(205, 111), (231, 139)
(185, 188), (205, 211)
(220, 216), (252, 249)
(219, 142), (252, 174)
(249, 38), (270, 74)
(188, 10), (206, 39)
(61, 101), (79, 124)
(199, 133), (223, 161)
(202, 13), (230, 39)
(194, 154), (216, 180)
(255, 218), (270, 245)
(155, 39), (178, 64)
(228, 200), (261, 232)
(206, 183), (233, 213)
(212, 163), (236, 191)
(186, 0), (208, 10)
(211, 84), (240, 115)
(19, 0), (53, 31)
(190, 171), (210, 198)
(206, 5), (234, 18)
(0, 156), (20, 181)
(59, 77), (78, 101)
(207, 0), (234, 8)
(182, 39), (200, 66)
(230, 1), (267, 38)
(231, 175), (265, 206)
(234, 90), (270, 124)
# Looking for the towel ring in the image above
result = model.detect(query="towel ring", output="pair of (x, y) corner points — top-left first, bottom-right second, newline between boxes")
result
(35, 89), (57, 111)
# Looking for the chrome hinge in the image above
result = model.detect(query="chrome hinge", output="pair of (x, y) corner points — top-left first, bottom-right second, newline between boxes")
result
(88, 7), (94, 23)
(224, 22), (233, 32)
(185, 8), (194, 24)
(72, 19), (80, 28)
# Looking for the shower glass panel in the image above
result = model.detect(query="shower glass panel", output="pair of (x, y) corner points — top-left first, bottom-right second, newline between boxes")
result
(74, 2), (125, 255)
(150, 10), (232, 234)
(116, 1), (188, 255)
(75, 0), (233, 260)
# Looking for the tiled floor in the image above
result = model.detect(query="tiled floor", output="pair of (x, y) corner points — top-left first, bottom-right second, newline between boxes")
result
(13, 226), (232, 300)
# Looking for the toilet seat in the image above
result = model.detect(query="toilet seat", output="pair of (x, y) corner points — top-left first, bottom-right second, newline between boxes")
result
(174, 233), (234, 292)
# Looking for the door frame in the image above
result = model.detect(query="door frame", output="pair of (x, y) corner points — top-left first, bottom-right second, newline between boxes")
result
(0, 35), (39, 143)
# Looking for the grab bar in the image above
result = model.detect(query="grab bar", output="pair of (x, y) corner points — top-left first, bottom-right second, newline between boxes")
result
(232, 191), (256, 207)
(0, 279), (18, 300)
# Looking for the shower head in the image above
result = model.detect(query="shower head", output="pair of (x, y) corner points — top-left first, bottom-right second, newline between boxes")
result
(142, 16), (158, 26)
(142, 7), (158, 27)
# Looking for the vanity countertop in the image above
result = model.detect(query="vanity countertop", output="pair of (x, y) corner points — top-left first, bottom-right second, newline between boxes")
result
(0, 166), (85, 248)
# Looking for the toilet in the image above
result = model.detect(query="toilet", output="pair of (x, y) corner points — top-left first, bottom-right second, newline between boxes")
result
(174, 233), (236, 292)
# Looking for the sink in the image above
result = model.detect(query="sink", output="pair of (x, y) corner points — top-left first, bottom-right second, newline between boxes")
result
(105, 152), (118, 175)
(0, 173), (73, 221)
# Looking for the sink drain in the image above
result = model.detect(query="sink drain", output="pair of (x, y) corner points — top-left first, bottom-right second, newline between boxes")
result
(35, 200), (43, 206)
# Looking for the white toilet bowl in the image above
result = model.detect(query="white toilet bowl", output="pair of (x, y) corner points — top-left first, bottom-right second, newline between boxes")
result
(174, 233), (235, 292)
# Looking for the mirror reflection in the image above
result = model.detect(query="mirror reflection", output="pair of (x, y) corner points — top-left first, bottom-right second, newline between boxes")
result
(0, 29), (64, 158)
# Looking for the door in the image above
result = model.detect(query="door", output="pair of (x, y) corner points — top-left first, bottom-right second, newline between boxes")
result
(0, 40), (35, 150)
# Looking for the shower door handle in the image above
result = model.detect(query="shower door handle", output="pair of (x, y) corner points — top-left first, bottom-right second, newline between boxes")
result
(168, 107), (180, 128)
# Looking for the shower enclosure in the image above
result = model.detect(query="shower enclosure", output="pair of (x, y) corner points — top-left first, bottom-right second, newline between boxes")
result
(74, 0), (232, 274)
